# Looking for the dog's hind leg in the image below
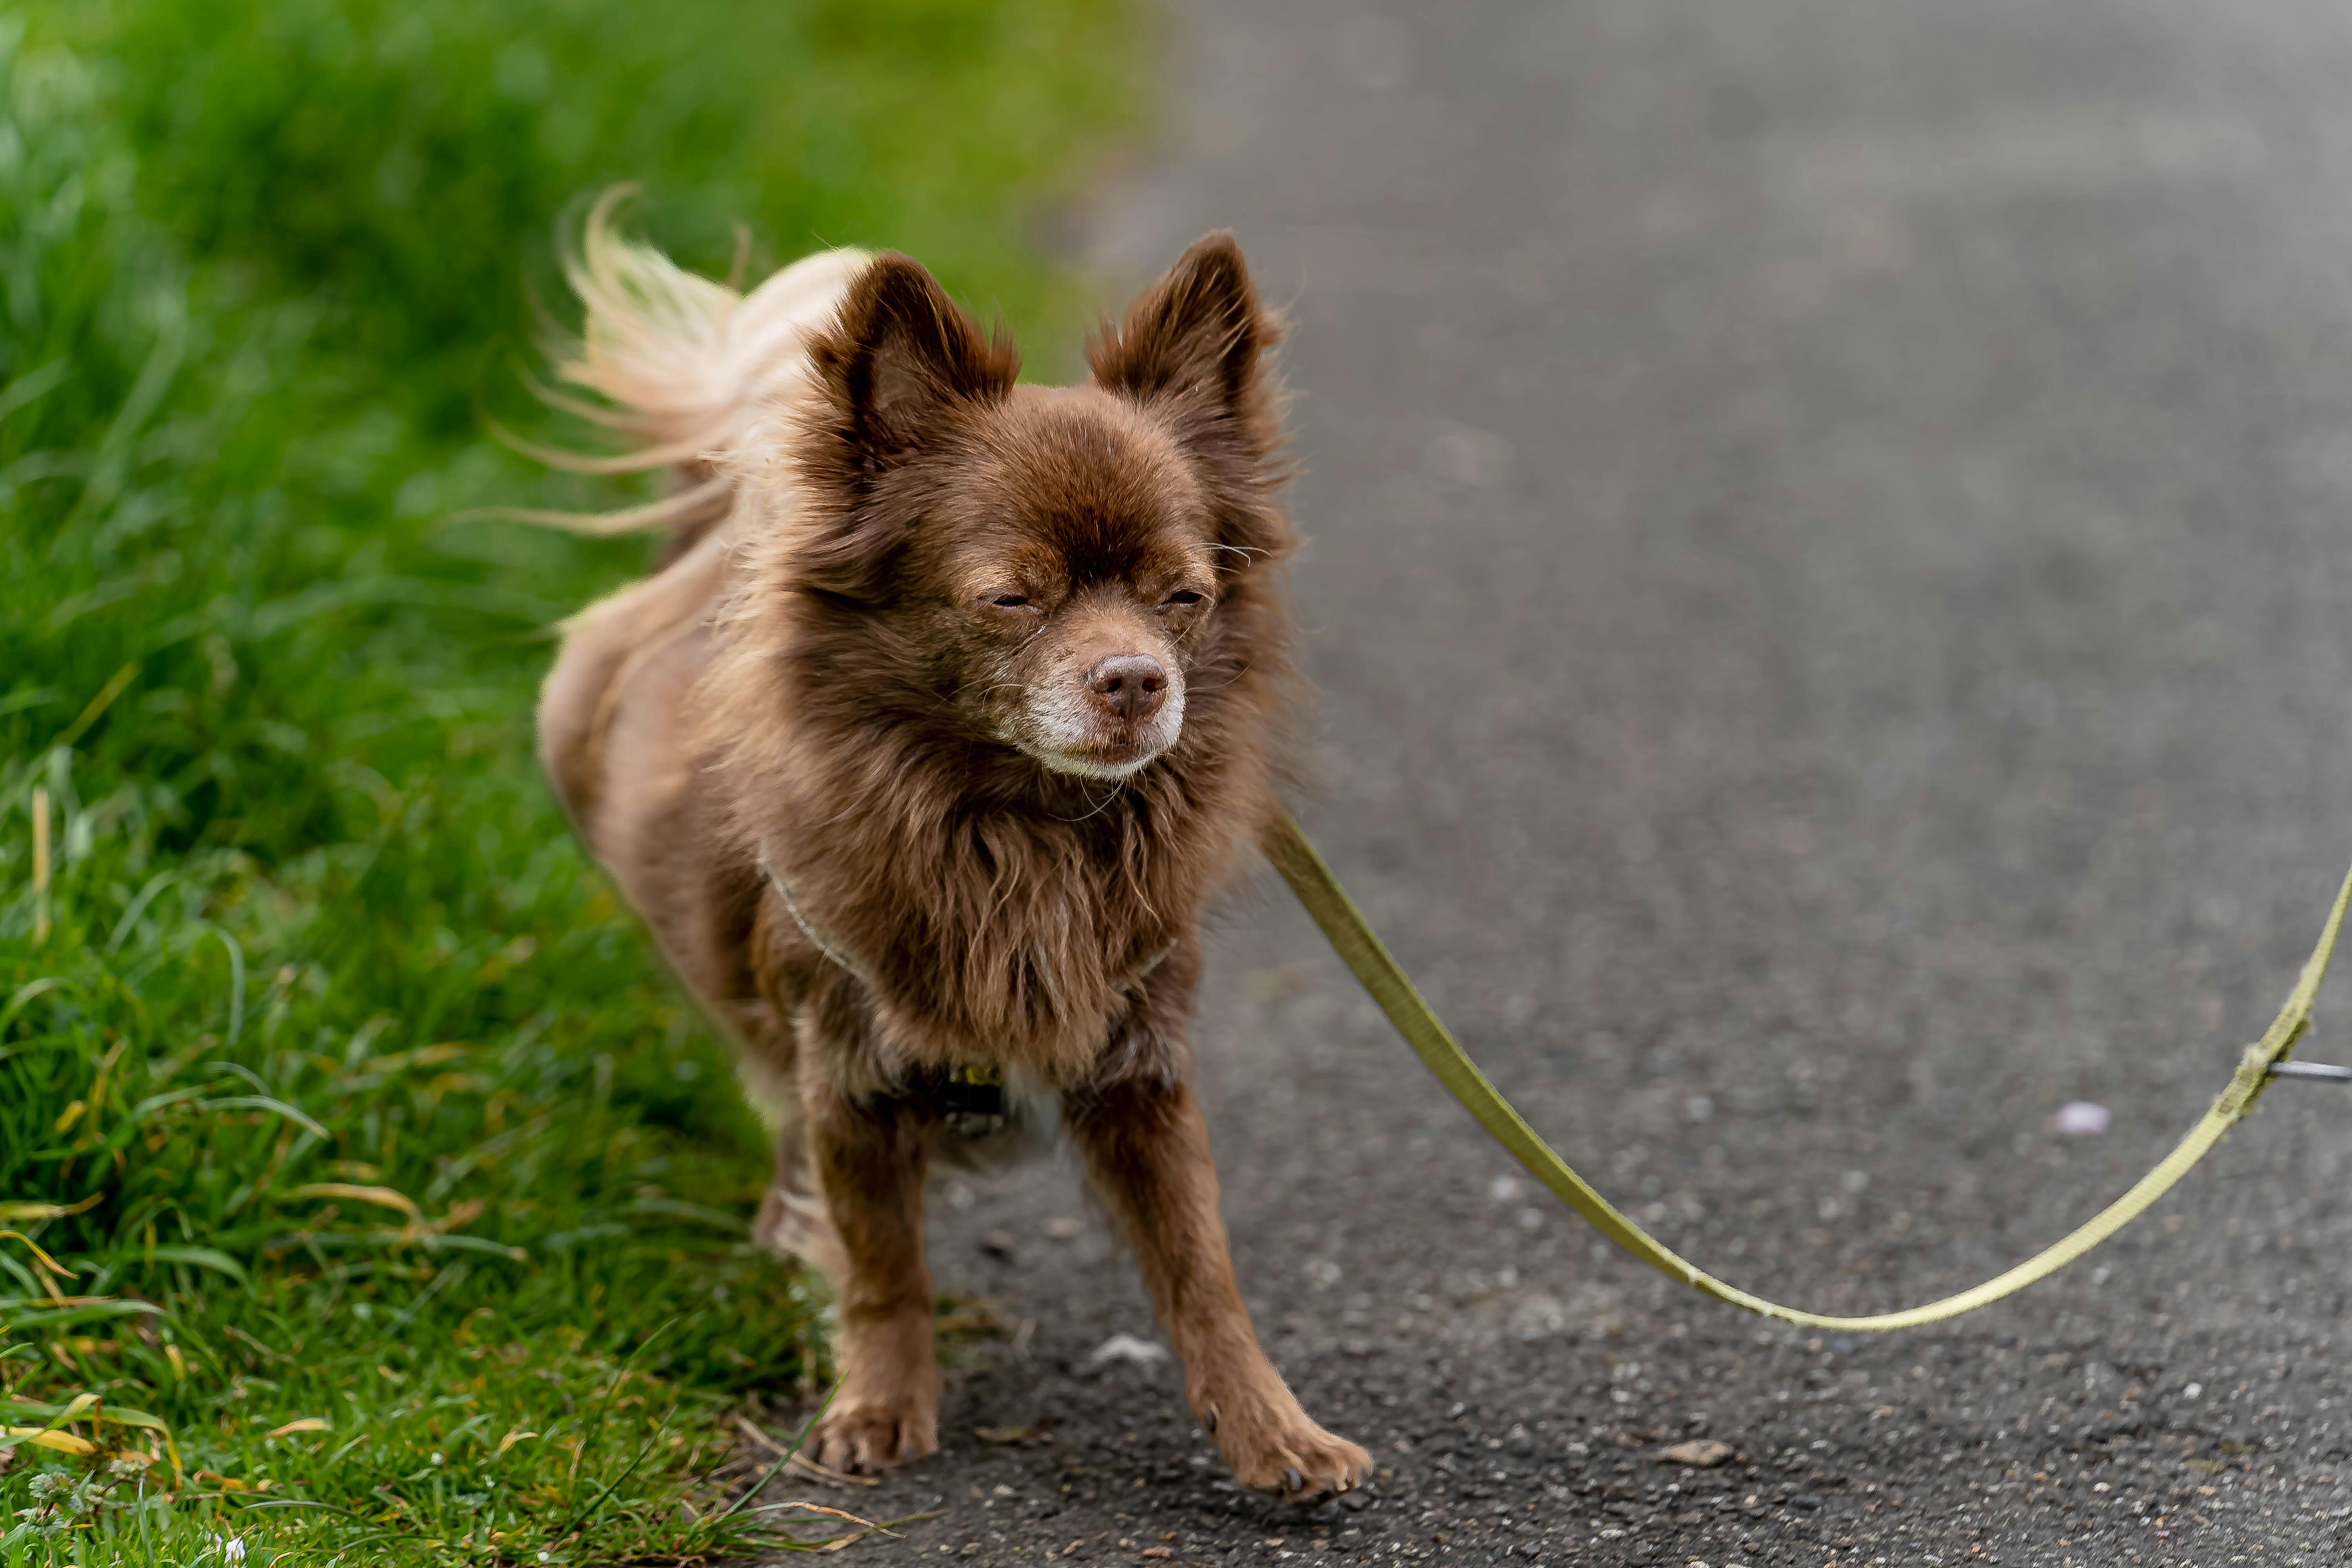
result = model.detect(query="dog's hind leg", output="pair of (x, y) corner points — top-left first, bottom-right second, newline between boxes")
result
(750, 1119), (845, 1277)
(735, 1020), (849, 1280)
(799, 1081), (940, 1474)
(1064, 1076), (1370, 1503)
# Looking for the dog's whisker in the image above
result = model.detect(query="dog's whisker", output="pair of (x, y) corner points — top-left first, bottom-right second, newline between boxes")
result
(1183, 661), (1256, 695)
(1047, 773), (1132, 824)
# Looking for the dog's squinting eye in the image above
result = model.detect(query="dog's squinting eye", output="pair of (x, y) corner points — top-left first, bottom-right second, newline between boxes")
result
(989, 594), (1031, 608)
(1159, 590), (1206, 609)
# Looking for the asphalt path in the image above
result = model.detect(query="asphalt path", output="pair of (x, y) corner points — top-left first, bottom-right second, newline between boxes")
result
(756, 2), (2352, 1562)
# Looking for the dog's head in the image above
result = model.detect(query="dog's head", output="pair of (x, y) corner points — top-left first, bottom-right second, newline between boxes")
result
(787, 234), (1288, 782)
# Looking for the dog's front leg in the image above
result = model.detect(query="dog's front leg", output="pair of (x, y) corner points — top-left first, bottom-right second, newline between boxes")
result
(801, 1083), (939, 1473)
(1066, 1077), (1369, 1502)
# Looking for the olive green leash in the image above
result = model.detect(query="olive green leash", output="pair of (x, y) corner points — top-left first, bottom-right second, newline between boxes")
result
(1267, 813), (2352, 1331)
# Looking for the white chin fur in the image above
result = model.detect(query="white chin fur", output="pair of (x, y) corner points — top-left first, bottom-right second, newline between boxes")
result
(1009, 685), (1185, 780)
(1018, 741), (1164, 780)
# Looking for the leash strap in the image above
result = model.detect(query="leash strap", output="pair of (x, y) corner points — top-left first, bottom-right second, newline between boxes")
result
(1267, 811), (2352, 1331)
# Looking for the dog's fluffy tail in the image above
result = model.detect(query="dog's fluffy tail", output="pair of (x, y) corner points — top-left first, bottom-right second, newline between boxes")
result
(500, 188), (869, 536)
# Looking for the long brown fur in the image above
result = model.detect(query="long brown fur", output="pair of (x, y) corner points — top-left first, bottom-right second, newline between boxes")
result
(534, 211), (1367, 1499)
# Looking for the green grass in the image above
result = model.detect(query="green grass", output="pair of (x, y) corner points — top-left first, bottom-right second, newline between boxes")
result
(0, 1), (1136, 1561)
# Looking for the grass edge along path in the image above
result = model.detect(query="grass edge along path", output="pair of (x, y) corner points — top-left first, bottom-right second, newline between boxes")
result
(0, 2), (1138, 1562)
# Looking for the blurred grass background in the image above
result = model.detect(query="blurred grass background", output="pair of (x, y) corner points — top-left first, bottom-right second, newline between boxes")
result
(0, 0), (1136, 1560)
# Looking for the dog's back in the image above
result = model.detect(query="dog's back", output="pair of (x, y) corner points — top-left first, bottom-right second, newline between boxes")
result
(533, 210), (867, 1004)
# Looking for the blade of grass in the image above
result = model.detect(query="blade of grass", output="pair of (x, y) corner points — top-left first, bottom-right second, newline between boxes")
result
(553, 1398), (681, 1541)
(715, 1384), (837, 1524)
(565, 1315), (676, 1510)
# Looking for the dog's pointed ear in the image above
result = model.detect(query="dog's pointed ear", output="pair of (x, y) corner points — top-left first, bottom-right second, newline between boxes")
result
(808, 254), (1017, 470)
(1091, 233), (1291, 563)
(1089, 232), (1278, 418)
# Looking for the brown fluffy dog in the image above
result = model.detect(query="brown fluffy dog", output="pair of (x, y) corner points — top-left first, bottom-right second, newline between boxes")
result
(532, 206), (1368, 1501)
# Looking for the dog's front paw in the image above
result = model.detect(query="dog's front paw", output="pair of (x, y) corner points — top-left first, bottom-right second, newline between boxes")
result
(1207, 1399), (1370, 1503)
(804, 1400), (938, 1475)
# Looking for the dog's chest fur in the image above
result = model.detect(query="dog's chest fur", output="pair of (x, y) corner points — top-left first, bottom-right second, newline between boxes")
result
(736, 700), (1244, 1086)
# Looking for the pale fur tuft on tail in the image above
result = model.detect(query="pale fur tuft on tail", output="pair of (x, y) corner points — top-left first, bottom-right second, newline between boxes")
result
(499, 188), (870, 535)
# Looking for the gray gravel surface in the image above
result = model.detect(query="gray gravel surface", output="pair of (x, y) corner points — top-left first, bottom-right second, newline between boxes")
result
(753, 0), (2352, 1563)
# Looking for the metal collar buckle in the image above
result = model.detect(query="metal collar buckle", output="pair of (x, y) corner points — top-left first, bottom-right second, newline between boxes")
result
(940, 1061), (1007, 1138)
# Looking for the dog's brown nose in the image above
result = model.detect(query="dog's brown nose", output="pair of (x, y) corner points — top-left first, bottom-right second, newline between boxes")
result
(1088, 653), (1167, 722)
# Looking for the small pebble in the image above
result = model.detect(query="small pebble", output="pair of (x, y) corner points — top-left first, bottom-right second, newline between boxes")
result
(2053, 1101), (2110, 1135)
(1657, 1439), (1736, 1468)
